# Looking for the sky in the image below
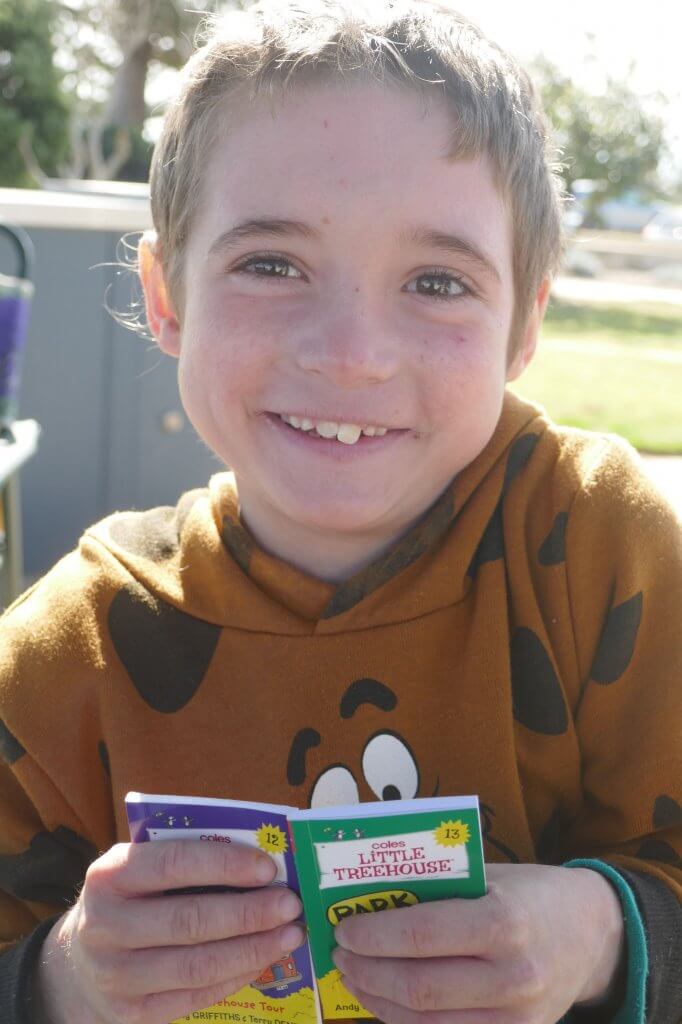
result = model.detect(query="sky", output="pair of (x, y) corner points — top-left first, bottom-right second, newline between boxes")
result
(145, 0), (682, 179)
(454, 0), (678, 95)
(451, 0), (682, 178)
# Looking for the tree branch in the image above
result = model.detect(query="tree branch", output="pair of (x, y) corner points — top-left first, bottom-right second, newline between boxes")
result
(18, 125), (49, 187)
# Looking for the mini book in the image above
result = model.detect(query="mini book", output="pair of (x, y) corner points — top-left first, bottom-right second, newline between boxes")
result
(126, 792), (486, 1024)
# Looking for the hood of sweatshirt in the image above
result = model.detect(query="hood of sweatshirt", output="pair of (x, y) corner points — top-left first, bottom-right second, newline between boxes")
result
(86, 390), (547, 634)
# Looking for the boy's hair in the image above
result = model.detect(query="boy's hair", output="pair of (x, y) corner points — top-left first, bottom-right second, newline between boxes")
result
(149, 0), (567, 357)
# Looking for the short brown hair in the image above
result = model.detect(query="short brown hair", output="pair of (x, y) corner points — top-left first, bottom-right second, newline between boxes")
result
(148, 0), (566, 355)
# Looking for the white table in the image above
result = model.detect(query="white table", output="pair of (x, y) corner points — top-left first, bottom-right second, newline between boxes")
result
(0, 419), (40, 608)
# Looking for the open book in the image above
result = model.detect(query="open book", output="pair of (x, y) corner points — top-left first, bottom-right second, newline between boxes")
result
(126, 792), (486, 1024)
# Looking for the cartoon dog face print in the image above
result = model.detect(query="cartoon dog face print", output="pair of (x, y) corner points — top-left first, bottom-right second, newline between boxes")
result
(285, 678), (440, 809)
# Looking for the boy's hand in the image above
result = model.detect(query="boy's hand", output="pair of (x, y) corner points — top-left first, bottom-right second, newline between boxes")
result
(332, 863), (626, 1024)
(34, 840), (306, 1024)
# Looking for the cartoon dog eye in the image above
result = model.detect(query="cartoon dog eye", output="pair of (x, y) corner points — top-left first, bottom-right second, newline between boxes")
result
(310, 764), (360, 808)
(362, 730), (420, 801)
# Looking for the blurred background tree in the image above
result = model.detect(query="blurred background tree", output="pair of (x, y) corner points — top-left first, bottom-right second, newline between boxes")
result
(0, 0), (71, 187)
(529, 52), (673, 218)
(48, 0), (228, 181)
(4, 0), (231, 185)
(1, 5), (679, 198)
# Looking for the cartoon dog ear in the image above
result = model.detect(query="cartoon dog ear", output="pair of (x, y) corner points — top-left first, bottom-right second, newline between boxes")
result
(361, 731), (420, 802)
(309, 764), (359, 809)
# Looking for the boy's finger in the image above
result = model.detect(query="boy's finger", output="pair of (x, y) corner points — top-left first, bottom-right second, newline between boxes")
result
(115, 922), (307, 996)
(336, 984), (424, 1024)
(334, 948), (505, 1011)
(134, 971), (264, 1024)
(103, 887), (302, 949)
(335, 892), (516, 958)
(86, 841), (276, 897)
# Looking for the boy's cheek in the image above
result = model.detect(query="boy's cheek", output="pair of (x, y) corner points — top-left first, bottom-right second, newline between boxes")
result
(178, 341), (256, 408)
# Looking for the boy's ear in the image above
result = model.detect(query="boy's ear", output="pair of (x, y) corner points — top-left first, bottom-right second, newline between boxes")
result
(138, 233), (181, 357)
(506, 275), (552, 382)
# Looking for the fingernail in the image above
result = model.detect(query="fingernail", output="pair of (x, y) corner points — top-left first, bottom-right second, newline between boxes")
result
(280, 922), (307, 951)
(255, 855), (276, 883)
(278, 891), (302, 920)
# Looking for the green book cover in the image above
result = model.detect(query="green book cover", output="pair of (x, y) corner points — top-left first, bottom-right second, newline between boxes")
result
(289, 796), (486, 1021)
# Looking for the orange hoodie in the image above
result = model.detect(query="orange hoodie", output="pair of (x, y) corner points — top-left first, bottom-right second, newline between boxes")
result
(0, 392), (680, 1023)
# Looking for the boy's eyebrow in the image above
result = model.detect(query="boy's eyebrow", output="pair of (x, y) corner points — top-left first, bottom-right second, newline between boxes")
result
(208, 218), (318, 257)
(208, 217), (501, 283)
(397, 226), (502, 284)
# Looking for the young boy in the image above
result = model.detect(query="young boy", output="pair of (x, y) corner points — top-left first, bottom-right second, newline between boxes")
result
(0, 2), (680, 1023)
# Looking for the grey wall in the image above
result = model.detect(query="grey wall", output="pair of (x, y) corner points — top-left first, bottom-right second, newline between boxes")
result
(2, 224), (222, 580)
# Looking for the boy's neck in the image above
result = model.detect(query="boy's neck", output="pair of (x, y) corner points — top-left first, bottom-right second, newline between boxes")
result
(237, 494), (434, 585)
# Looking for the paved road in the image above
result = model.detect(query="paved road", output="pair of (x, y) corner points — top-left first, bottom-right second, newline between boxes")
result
(552, 274), (682, 307)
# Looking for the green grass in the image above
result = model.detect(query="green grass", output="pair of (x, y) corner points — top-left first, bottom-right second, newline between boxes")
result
(510, 299), (682, 453)
(543, 297), (682, 348)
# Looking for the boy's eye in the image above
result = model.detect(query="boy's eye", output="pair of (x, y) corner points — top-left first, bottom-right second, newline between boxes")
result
(233, 255), (302, 278)
(232, 256), (471, 300)
(405, 270), (470, 301)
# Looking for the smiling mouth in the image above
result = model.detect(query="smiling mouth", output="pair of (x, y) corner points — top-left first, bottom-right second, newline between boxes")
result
(275, 413), (397, 446)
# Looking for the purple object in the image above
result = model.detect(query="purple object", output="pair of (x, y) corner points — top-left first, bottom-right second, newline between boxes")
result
(0, 225), (34, 435)
(0, 284), (33, 421)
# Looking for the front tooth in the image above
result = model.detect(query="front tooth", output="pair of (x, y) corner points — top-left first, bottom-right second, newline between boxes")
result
(316, 421), (340, 438)
(290, 415), (302, 428)
(337, 423), (362, 445)
(374, 427), (388, 436)
(362, 425), (376, 436)
(300, 418), (314, 431)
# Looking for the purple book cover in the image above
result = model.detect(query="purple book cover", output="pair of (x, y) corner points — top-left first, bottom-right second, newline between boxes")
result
(126, 792), (319, 1024)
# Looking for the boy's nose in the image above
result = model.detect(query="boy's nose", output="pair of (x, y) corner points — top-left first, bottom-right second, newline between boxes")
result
(294, 304), (400, 388)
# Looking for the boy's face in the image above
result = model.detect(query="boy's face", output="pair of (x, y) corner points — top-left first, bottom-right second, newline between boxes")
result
(145, 81), (548, 557)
